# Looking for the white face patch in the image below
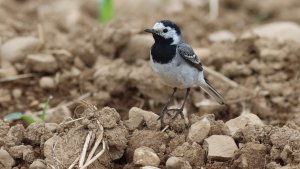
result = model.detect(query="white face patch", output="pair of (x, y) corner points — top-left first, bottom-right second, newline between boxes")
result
(153, 22), (181, 44)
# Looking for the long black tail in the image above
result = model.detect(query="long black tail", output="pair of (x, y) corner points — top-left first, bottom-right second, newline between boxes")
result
(199, 79), (225, 105)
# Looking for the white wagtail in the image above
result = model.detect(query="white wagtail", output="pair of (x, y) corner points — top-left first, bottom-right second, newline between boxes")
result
(144, 20), (225, 127)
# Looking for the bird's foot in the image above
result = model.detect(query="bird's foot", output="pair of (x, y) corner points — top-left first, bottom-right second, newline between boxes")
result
(169, 108), (184, 120)
(157, 107), (178, 129)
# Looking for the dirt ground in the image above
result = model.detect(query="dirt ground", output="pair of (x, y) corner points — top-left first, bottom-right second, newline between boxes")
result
(1, 0), (300, 168)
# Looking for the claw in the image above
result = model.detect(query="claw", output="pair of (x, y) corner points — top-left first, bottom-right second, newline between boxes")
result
(171, 108), (184, 120)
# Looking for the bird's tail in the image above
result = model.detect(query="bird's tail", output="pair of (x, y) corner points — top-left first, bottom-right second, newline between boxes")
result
(199, 79), (225, 105)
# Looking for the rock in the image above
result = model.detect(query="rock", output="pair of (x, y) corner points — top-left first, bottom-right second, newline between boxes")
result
(232, 143), (268, 169)
(141, 166), (161, 169)
(208, 30), (236, 42)
(249, 22), (300, 43)
(170, 142), (205, 167)
(121, 34), (154, 63)
(26, 54), (58, 73)
(187, 117), (210, 143)
(166, 156), (192, 169)
(0, 149), (15, 168)
(204, 135), (238, 161)
(125, 107), (160, 130)
(12, 88), (22, 99)
(225, 111), (264, 135)
(39, 77), (56, 89)
(29, 159), (47, 169)
(1, 36), (42, 63)
(133, 146), (160, 167)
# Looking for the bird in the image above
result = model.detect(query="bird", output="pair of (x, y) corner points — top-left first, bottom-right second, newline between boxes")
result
(144, 20), (225, 127)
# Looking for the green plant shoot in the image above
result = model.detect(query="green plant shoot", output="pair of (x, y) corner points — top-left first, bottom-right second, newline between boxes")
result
(3, 112), (35, 124)
(40, 95), (53, 121)
(99, 0), (114, 22)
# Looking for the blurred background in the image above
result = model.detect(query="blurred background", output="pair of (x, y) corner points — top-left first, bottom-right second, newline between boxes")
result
(1, 0), (300, 125)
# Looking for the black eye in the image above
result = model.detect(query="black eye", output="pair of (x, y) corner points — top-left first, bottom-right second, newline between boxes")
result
(163, 29), (168, 33)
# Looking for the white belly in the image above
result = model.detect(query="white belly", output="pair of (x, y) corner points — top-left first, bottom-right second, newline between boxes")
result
(150, 55), (205, 89)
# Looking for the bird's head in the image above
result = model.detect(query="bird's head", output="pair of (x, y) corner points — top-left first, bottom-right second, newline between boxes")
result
(144, 20), (182, 45)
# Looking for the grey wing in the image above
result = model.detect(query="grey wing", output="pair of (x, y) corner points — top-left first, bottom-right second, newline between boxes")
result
(177, 43), (203, 71)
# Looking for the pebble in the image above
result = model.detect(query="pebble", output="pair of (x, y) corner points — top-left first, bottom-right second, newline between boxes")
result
(39, 77), (56, 89)
(204, 135), (238, 161)
(26, 54), (58, 73)
(1, 36), (41, 63)
(12, 88), (22, 99)
(29, 159), (47, 169)
(133, 146), (160, 167)
(0, 149), (15, 168)
(166, 156), (192, 169)
(225, 111), (264, 135)
(187, 117), (210, 143)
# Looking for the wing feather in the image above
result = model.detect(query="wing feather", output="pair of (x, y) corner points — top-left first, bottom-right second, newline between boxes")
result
(177, 43), (203, 71)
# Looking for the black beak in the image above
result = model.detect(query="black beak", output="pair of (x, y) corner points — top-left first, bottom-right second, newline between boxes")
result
(144, 28), (157, 34)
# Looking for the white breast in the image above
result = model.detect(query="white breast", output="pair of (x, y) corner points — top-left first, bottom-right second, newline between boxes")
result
(150, 54), (205, 89)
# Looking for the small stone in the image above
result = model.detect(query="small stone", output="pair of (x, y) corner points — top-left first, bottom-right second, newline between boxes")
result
(0, 149), (15, 168)
(225, 111), (264, 135)
(39, 77), (56, 89)
(208, 30), (236, 42)
(133, 146), (160, 167)
(29, 159), (47, 169)
(125, 107), (160, 130)
(141, 166), (161, 169)
(204, 135), (238, 161)
(1, 36), (42, 63)
(166, 156), (192, 169)
(187, 117), (210, 143)
(26, 54), (58, 73)
(12, 88), (22, 99)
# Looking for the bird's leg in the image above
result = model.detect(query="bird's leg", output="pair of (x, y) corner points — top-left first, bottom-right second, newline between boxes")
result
(158, 88), (177, 127)
(172, 88), (190, 120)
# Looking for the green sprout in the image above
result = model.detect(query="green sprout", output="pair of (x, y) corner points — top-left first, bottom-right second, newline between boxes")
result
(3, 95), (53, 124)
(98, 0), (114, 23)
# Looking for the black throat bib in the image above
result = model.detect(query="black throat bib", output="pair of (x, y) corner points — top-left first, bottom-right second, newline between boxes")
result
(151, 34), (177, 64)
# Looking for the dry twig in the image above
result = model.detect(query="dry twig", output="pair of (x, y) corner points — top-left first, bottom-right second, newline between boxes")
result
(86, 121), (104, 162)
(79, 131), (92, 167)
(0, 73), (38, 83)
(80, 141), (106, 169)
